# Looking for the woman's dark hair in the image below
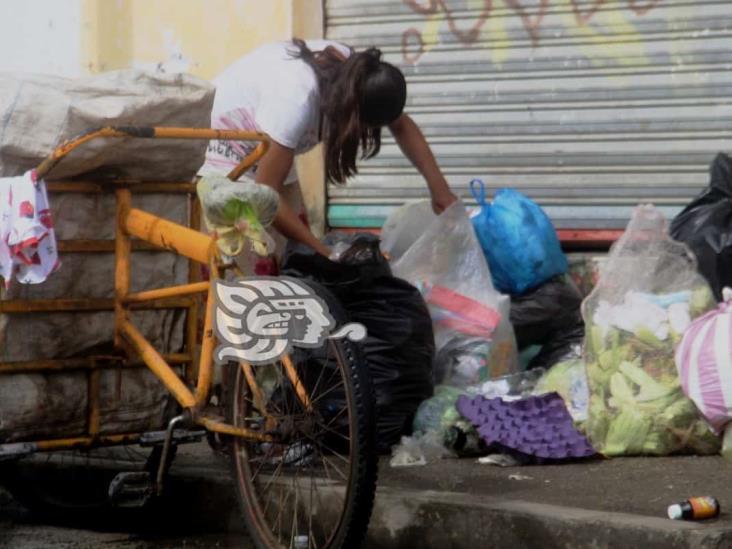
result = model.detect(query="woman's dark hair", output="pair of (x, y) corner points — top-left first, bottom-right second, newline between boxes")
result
(290, 38), (407, 183)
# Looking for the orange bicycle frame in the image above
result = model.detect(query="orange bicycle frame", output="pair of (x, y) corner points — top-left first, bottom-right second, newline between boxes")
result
(0, 126), (310, 451)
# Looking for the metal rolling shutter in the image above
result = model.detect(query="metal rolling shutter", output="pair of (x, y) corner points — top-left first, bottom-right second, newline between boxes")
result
(324, 0), (732, 229)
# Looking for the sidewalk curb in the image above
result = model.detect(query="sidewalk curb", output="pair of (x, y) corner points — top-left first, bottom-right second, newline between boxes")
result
(366, 488), (731, 549)
(166, 464), (732, 549)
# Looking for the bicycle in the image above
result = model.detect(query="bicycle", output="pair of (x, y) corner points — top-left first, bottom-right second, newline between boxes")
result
(0, 127), (378, 549)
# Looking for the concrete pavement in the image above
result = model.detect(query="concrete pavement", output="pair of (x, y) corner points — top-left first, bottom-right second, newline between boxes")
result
(164, 444), (732, 548)
(4, 443), (732, 548)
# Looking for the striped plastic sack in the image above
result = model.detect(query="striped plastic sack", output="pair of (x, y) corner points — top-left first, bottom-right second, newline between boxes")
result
(676, 287), (732, 434)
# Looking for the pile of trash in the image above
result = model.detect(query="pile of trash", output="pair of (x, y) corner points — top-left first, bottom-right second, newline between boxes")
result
(376, 180), (586, 466)
(282, 154), (732, 468)
(371, 161), (732, 468)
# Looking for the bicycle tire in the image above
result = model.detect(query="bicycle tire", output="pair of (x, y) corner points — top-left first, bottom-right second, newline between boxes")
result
(225, 282), (377, 549)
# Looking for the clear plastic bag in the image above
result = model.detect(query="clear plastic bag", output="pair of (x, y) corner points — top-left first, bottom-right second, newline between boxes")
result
(582, 205), (719, 456)
(196, 176), (279, 257)
(412, 385), (464, 435)
(534, 347), (589, 423)
(387, 200), (519, 384)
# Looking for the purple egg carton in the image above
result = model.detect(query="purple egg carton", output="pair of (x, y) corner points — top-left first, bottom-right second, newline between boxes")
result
(456, 392), (596, 460)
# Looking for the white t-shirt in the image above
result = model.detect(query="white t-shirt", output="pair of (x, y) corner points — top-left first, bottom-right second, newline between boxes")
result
(200, 39), (351, 183)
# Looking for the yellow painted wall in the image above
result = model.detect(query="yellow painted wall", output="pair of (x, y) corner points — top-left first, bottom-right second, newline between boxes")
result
(83, 0), (296, 79)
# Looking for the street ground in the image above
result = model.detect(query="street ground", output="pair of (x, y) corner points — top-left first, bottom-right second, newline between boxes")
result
(0, 486), (253, 548)
(3, 443), (732, 548)
(382, 453), (732, 518)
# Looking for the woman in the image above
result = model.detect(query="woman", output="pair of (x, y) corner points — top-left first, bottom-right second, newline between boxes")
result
(200, 38), (457, 263)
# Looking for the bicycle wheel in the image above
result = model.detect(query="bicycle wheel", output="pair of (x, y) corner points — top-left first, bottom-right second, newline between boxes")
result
(226, 313), (377, 548)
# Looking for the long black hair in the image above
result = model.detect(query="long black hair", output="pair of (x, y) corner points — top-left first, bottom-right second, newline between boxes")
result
(290, 38), (407, 184)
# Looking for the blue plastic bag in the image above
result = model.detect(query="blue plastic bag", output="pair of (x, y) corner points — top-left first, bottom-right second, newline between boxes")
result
(470, 179), (568, 295)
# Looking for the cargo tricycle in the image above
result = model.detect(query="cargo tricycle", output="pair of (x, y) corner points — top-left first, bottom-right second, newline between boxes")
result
(0, 127), (377, 549)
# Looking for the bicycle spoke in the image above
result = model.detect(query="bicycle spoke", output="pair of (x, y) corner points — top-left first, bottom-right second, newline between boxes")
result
(322, 405), (349, 431)
(276, 473), (295, 543)
(229, 333), (373, 549)
(317, 455), (347, 518)
(309, 464), (315, 548)
(290, 477), (299, 549)
(313, 445), (349, 483)
(308, 378), (346, 407)
(313, 420), (351, 445)
(250, 442), (279, 484)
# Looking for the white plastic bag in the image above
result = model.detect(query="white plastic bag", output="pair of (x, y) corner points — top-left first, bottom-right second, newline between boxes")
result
(386, 200), (518, 383)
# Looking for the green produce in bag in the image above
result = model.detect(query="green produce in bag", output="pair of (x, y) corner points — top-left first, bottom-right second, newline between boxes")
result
(534, 352), (588, 424)
(582, 205), (719, 456)
(196, 176), (279, 257)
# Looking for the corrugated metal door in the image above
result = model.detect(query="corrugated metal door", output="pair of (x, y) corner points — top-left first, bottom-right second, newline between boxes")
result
(325, 0), (732, 229)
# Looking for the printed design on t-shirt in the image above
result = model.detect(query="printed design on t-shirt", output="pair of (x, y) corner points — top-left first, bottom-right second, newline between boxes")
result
(207, 108), (260, 174)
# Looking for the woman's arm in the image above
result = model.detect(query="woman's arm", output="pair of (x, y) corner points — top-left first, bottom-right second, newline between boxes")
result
(254, 140), (331, 257)
(388, 114), (458, 213)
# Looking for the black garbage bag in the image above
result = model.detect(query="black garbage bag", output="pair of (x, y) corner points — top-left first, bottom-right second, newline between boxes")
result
(282, 233), (435, 453)
(509, 274), (585, 370)
(670, 153), (732, 301)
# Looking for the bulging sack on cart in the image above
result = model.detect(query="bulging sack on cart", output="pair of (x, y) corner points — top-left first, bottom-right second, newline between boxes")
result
(282, 234), (435, 453)
(0, 70), (214, 441)
(0, 70), (214, 180)
(386, 200), (519, 385)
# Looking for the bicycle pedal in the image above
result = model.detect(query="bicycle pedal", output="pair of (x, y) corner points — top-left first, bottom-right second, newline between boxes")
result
(139, 428), (206, 447)
(108, 471), (153, 508)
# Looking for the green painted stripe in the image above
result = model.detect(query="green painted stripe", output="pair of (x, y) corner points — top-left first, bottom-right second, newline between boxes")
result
(327, 204), (685, 229)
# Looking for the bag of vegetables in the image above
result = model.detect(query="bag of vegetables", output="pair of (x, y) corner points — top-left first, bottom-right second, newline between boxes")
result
(582, 205), (720, 456)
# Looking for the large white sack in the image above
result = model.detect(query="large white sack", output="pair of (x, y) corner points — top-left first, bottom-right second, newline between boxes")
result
(0, 69), (214, 181)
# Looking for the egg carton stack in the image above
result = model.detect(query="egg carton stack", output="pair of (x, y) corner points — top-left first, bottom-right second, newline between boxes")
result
(456, 393), (596, 461)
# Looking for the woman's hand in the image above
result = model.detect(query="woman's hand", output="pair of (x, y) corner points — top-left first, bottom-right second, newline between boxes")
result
(431, 189), (458, 214)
